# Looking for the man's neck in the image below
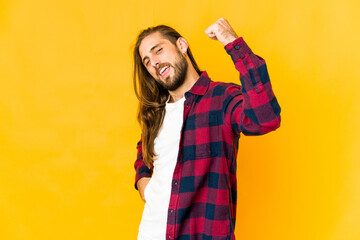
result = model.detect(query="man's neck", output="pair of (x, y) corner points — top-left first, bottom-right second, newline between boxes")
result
(168, 68), (199, 103)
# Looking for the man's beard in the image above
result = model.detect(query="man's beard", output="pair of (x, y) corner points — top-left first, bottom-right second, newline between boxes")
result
(156, 52), (188, 91)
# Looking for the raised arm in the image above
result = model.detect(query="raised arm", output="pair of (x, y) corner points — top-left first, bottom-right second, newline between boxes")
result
(205, 18), (281, 135)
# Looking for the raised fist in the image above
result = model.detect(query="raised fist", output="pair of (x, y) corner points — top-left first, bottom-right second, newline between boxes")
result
(204, 18), (239, 46)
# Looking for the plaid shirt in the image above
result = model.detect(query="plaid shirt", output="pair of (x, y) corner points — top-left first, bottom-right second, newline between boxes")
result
(134, 37), (281, 240)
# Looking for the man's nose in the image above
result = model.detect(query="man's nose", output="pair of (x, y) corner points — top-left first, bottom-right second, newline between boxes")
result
(150, 57), (160, 68)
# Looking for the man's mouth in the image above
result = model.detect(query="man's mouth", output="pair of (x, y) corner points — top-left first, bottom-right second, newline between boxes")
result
(159, 65), (170, 78)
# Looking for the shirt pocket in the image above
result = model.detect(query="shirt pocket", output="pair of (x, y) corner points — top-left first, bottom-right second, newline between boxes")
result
(194, 113), (221, 159)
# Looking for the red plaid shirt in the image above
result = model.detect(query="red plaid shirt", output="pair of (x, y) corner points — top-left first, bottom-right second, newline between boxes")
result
(134, 37), (281, 240)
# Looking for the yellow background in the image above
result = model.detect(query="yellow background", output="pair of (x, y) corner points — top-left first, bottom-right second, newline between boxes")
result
(0, 0), (359, 239)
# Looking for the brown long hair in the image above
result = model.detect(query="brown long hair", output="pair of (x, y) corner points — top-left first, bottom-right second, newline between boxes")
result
(133, 25), (201, 168)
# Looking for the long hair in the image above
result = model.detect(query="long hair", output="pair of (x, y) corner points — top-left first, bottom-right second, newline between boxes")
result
(133, 25), (201, 168)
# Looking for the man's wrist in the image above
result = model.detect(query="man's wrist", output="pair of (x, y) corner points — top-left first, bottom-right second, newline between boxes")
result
(137, 177), (151, 189)
(222, 36), (238, 47)
(135, 175), (151, 190)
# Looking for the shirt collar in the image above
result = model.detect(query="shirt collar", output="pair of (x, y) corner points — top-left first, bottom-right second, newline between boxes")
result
(185, 71), (211, 98)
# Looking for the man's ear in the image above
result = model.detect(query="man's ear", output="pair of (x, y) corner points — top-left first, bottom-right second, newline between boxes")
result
(176, 37), (189, 54)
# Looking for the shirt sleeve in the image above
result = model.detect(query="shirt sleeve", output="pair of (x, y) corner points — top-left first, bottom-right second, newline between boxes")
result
(224, 37), (281, 135)
(134, 138), (153, 190)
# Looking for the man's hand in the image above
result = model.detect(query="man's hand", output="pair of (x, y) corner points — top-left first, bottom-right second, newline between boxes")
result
(205, 18), (239, 46)
(137, 177), (151, 203)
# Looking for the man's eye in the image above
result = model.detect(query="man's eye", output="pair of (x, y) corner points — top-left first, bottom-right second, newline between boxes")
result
(156, 48), (162, 53)
(145, 60), (150, 66)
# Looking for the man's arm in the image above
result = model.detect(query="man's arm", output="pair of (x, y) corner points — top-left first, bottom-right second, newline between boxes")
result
(134, 138), (153, 202)
(205, 18), (281, 135)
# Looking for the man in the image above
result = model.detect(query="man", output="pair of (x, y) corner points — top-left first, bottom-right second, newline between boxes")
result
(133, 18), (281, 240)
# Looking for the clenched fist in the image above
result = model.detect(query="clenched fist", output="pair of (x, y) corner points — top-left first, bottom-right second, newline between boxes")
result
(205, 18), (239, 46)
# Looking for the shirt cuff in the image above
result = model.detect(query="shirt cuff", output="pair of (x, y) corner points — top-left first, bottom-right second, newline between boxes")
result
(225, 37), (253, 63)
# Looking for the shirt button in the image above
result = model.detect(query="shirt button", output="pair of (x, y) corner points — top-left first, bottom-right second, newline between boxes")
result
(235, 45), (240, 50)
(170, 209), (174, 213)
(174, 180), (178, 185)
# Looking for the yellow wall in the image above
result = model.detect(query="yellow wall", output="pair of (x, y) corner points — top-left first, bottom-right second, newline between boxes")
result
(0, 0), (359, 239)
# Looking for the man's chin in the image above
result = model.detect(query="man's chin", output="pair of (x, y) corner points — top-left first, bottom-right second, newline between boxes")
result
(163, 84), (177, 91)
(159, 78), (175, 89)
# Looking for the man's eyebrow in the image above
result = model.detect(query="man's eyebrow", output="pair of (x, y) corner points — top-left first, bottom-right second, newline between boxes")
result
(142, 43), (162, 64)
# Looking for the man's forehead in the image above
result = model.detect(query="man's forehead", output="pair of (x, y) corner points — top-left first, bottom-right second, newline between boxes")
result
(139, 32), (169, 57)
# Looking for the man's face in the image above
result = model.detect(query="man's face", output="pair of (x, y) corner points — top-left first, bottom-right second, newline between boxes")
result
(139, 32), (188, 91)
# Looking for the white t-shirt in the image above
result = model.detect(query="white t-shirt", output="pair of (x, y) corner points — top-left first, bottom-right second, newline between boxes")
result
(138, 97), (185, 240)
